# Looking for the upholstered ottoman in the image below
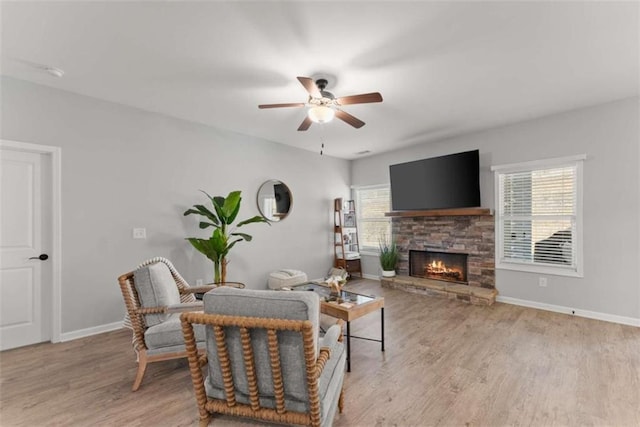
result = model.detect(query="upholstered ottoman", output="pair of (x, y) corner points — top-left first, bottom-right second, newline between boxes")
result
(268, 269), (308, 290)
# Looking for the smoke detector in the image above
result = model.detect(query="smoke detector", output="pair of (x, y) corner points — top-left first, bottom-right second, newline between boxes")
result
(45, 66), (64, 78)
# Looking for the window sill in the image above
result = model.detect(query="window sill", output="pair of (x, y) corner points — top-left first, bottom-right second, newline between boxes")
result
(359, 251), (379, 257)
(497, 261), (583, 278)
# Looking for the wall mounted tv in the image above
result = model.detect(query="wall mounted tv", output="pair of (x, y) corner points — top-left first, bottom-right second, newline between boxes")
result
(389, 149), (480, 211)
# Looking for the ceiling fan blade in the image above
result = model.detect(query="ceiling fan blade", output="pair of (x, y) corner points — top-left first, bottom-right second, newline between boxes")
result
(336, 92), (383, 105)
(297, 76), (321, 98)
(297, 116), (313, 131)
(258, 102), (305, 109)
(335, 109), (365, 129)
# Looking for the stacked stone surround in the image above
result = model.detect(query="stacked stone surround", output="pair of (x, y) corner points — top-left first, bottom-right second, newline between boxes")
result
(389, 213), (496, 305)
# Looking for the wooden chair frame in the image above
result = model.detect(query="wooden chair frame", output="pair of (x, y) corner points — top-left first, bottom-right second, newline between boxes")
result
(117, 258), (218, 391)
(181, 312), (345, 427)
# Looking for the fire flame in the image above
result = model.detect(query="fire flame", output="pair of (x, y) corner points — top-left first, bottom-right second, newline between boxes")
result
(428, 260), (451, 274)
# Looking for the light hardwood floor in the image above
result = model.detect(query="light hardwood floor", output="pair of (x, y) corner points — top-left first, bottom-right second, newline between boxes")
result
(1, 279), (639, 426)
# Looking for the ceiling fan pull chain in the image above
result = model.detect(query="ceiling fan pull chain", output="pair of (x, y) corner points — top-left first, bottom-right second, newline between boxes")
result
(319, 127), (326, 156)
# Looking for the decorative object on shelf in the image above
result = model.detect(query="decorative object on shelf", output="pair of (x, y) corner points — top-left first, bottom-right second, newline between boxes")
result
(379, 238), (399, 277)
(184, 190), (269, 284)
(256, 180), (292, 222)
(343, 212), (356, 227)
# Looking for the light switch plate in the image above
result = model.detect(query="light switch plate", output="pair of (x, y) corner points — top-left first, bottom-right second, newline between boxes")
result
(132, 228), (146, 239)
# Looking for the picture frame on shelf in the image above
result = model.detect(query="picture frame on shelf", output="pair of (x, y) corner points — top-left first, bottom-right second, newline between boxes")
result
(343, 213), (356, 227)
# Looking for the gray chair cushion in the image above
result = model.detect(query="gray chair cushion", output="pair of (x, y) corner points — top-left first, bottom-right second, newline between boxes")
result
(319, 341), (346, 426)
(204, 335), (345, 419)
(134, 263), (181, 327)
(144, 313), (205, 350)
(202, 287), (323, 406)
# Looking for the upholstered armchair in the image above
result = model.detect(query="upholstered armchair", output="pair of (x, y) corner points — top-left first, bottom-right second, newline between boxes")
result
(181, 287), (346, 427)
(117, 257), (216, 391)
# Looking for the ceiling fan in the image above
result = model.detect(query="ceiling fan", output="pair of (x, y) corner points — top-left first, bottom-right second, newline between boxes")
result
(258, 77), (383, 131)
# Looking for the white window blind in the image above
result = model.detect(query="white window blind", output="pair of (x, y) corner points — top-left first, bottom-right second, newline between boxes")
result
(493, 156), (584, 277)
(354, 185), (391, 252)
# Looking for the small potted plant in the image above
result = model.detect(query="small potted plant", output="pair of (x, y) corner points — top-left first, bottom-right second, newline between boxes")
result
(379, 239), (399, 277)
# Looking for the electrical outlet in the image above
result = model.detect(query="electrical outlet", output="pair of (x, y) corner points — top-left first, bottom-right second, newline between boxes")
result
(538, 277), (548, 287)
(132, 228), (146, 239)
(196, 279), (204, 286)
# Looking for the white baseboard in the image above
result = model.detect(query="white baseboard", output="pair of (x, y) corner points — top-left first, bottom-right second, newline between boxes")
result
(496, 296), (640, 327)
(59, 321), (124, 342)
(362, 273), (380, 281)
(58, 295), (636, 343)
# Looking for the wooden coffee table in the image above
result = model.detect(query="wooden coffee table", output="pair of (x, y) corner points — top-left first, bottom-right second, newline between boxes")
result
(291, 282), (384, 372)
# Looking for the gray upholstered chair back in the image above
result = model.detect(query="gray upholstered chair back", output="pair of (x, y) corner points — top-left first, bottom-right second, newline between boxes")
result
(181, 286), (346, 426)
(133, 262), (182, 326)
(203, 287), (320, 406)
(117, 257), (207, 391)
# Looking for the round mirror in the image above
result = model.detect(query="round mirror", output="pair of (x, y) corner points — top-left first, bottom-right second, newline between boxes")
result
(257, 180), (292, 222)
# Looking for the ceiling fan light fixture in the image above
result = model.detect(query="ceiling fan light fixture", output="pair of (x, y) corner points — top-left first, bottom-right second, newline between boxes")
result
(307, 106), (335, 124)
(258, 76), (382, 131)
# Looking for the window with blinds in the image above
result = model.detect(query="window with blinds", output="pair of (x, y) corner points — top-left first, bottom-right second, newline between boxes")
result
(354, 185), (391, 252)
(493, 156), (584, 277)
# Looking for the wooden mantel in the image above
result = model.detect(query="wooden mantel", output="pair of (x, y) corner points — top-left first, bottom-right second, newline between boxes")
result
(385, 207), (492, 218)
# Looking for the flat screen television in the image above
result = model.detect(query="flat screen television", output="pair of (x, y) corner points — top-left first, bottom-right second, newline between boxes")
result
(389, 149), (480, 211)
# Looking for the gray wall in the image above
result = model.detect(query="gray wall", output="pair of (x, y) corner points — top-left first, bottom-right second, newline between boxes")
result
(2, 75), (637, 333)
(352, 97), (640, 320)
(1, 77), (351, 334)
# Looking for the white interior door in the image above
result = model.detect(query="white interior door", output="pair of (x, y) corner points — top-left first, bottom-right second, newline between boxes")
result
(0, 148), (52, 350)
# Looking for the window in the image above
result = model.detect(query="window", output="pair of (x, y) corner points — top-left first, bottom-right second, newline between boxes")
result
(353, 184), (391, 253)
(492, 155), (584, 277)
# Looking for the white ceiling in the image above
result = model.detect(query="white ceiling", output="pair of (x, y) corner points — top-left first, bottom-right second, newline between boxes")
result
(1, 1), (638, 159)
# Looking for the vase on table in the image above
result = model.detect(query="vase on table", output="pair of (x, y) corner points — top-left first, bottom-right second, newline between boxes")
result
(326, 275), (346, 301)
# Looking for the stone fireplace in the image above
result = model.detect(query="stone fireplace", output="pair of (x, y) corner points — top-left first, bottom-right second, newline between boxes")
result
(381, 208), (497, 305)
(395, 213), (495, 288)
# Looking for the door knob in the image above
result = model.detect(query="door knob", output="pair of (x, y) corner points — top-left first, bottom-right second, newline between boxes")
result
(29, 254), (49, 261)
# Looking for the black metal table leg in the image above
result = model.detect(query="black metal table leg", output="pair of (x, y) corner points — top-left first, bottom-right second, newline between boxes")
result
(346, 320), (351, 372)
(381, 307), (385, 352)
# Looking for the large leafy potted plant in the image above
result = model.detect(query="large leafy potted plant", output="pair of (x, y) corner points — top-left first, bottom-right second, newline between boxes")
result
(184, 190), (269, 283)
(379, 239), (399, 277)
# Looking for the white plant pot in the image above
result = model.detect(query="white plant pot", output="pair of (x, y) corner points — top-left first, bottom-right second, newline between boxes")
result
(381, 270), (396, 277)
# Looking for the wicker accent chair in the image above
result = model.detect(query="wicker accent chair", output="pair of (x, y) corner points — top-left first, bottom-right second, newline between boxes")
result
(118, 257), (217, 391)
(181, 287), (346, 427)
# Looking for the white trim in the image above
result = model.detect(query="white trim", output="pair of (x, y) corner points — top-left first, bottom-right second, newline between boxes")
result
(496, 296), (640, 328)
(350, 183), (390, 190)
(496, 262), (582, 278)
(0, 139), (62, 343)
(490, 154), (587, 172)
(362, 273), (380, 281)
(574, 158), (584, 277)
(60, 321), (124, 342)
(360, 250), (379, 257)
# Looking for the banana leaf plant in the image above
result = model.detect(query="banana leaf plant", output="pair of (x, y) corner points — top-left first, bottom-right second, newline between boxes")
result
(184, 190), (269, 283)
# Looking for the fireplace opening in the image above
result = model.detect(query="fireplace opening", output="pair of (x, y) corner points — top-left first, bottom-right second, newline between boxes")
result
(409, 250), (468, 284)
